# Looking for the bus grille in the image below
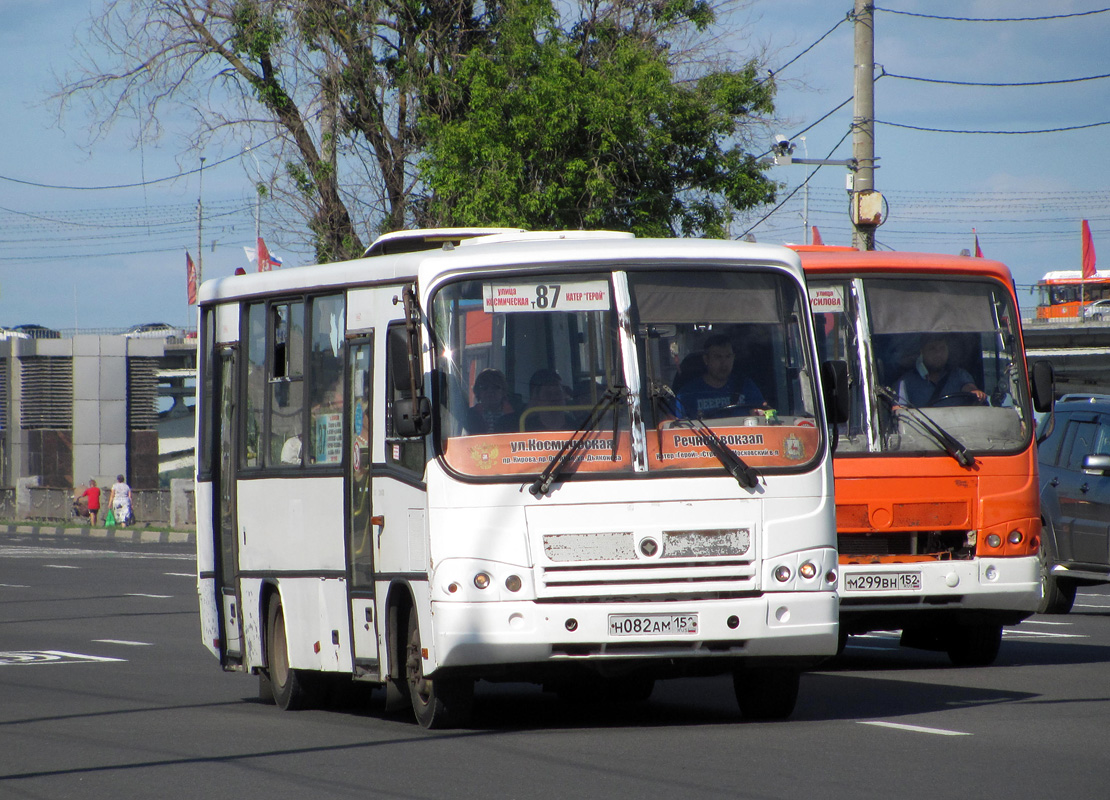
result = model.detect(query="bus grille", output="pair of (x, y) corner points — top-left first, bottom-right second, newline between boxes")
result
(539, 559), (757, 600)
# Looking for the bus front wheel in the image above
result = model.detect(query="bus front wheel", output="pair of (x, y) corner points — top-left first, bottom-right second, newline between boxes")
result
(265, 596), (322, 710)
(946, 622), (1002, 667)
(733, 667), (800, 721)
(405, 613), (474, 729)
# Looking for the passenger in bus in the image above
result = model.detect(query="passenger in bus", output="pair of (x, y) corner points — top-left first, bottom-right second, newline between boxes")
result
(522, 368), (573, 431)
(894, 333), (987, 407)
(466, 368), (518, 434)
(675, 334), (765, 418)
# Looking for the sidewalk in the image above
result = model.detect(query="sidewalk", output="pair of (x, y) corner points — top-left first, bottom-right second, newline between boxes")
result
(0, 521), (195, 546)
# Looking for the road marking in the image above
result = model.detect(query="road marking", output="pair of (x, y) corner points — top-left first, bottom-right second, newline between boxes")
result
(859, 721), (970, 736)
(165, 572), (195, 578)
(1006, 630), (1086, 639)
(1021, 620), (1073, 626)
(0, 650), (125, 665)
(0, 583), (29, 588)
(126, 593), (173, 599)
(44, 564), (80, 569)
(94, 639), (153, 647)
(1074, 602), (1110, 610)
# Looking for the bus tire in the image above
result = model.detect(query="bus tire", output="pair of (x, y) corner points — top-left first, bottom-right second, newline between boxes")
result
(1038, 542), (1076, 614)
(946, 622), (1002, 667)
(405, 612), (473, 729)
(265, 595), (321, 710)
(733, 667), (800, 721)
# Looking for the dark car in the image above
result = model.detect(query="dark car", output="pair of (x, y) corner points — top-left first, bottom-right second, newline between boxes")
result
(1037, 394), (1110, 613)
(13, 323), (61, 339)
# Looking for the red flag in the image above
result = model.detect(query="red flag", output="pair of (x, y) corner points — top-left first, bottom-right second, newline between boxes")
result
(811, 226), (823, 246)
(1082, 220), (1097, 279)
(973, 228), (983, 258)
(257, 236), (270, 272)
(186, 251), (197, 304)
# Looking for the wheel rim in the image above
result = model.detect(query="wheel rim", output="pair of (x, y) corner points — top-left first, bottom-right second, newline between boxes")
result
(406, 623), (431, 706)
(271, 607), (289, 688)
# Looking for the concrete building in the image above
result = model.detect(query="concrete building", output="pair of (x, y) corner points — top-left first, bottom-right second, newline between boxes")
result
(0, 334), (187, 494)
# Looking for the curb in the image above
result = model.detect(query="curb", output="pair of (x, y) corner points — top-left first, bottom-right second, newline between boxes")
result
(0, 523), (195, 546)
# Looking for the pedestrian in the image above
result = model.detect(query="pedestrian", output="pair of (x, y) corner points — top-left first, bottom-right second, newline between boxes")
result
(77, 479), (101, 526)
(109, 474), (133, 526)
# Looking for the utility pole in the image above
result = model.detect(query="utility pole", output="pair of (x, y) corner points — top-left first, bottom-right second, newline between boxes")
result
(196, 157), (205, 286)
(851, 0), (882, 250)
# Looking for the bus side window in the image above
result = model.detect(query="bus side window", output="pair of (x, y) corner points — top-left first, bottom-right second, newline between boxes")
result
(270, 302), (305, 466)
(386, 323), (426, 475)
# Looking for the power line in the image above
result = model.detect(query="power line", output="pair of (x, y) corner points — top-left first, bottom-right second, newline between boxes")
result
(875, 119), (1110, 135)
(0, 135), (283, 191)
(880, 69), (1110, 88)
(764, 14), (852, 82)
(874, 6), (1110, 23)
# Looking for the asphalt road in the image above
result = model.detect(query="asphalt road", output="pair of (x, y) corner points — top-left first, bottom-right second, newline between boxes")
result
(2, 534), (1109, 800)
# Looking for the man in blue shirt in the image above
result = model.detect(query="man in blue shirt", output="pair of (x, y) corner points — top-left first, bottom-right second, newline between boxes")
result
(895, 333), (986, 407)
(676, 334), (765, 418)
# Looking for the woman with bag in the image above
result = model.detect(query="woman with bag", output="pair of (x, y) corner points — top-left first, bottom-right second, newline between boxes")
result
(109, 474), (133, 527)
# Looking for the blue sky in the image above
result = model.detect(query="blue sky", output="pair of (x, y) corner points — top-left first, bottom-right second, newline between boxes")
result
(1, 0), (1108, 330)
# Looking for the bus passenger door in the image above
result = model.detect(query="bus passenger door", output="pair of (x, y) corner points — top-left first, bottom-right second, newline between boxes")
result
(214, 346), (243, 661)
(346, 337), (381, 676)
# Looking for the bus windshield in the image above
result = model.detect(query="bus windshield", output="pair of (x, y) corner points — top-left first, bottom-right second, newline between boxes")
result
(812, 276), (1032, 455)
(433, 267), (823, 479)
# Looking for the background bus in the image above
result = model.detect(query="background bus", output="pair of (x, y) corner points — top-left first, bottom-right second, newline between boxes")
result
(195, 231), (842, 728)
(1035, 269), (1110, 320)
(798, 247), (1054, 665)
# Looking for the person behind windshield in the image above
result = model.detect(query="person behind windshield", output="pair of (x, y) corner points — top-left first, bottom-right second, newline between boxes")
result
(466, 368), (517, 434)
(523, 368), (573, 431)
(894, 333), (987, 407)
(675, 334), (765, 418)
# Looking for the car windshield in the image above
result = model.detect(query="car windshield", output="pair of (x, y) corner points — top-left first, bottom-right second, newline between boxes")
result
(433, 267), (823, 480)
(811, 276), (1032, 455)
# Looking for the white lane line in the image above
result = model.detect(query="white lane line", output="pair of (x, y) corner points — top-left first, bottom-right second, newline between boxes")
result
(126, 593), (173, 599)
(93, 639), (153, 647)
(165, 572), (195, 578)
(1006, 630), (1086, 639)
(44, 564), (80, 569)
(0, 583), (29, 588)
(1021, 620), (1074, 626)
(1074, 603), (1110, 610)
(0, 651), (125, 665)
(859, 721), (971, 736)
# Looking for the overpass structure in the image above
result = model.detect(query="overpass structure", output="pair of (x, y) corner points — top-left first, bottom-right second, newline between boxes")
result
(1023, 319), (1110, 397)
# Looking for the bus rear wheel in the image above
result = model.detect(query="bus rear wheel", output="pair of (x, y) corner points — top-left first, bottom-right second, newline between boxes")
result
(405, 613), (473, 729)
(265, 595), (322, 710)
(733, 667), (800, 721)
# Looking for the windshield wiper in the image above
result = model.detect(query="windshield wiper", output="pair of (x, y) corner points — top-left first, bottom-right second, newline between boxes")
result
(651, 384), (760, 490)
(529, 386), (626, 497)
(877, 385), (976, 468)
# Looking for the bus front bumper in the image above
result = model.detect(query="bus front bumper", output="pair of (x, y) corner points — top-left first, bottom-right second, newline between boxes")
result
(838, 555), (1041, 615)
(428, 592), (838, 670)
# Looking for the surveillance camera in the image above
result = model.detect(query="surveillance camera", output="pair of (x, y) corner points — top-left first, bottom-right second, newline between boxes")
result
(774, 134), (788, 144)
(771, 136), (794, 158)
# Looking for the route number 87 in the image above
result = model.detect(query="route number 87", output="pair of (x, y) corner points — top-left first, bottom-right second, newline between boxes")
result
(535, 284), (561, 309)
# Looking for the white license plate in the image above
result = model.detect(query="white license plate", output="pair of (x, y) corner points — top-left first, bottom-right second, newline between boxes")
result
(608, 613), (699, 636)
(845, 571), (922, 591)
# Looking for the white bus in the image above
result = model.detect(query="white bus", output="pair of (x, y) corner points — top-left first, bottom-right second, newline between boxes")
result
(195, 230), (842, 728)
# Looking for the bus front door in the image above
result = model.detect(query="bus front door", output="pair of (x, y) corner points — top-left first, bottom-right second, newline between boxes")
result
(214, 346), (243, 662)
(346, 338), (381, 677)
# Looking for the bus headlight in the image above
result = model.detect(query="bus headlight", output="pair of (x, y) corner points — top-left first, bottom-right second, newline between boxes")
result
(474, 572), (491, 590)
(505, 575), (522, 592)
(774, 565), (792, 582)
(798, 561), (818, 580)
(1007, 530), (1023, 545)
(985, 533), (1002, 549)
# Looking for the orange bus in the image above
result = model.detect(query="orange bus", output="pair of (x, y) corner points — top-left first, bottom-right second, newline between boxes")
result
(1035, 269), (1110, 320)
(798, 247), (1054, 665)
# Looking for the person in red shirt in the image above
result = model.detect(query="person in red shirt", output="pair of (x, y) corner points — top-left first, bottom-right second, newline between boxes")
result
(77, 479), (101, 525)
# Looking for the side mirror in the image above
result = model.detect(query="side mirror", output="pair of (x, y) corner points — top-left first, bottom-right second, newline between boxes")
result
(1031, 360), (1054, 413)
(821, 360), (851, 425)
(393, 397), (432, 438)
(1082, 454), (1110, 475)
